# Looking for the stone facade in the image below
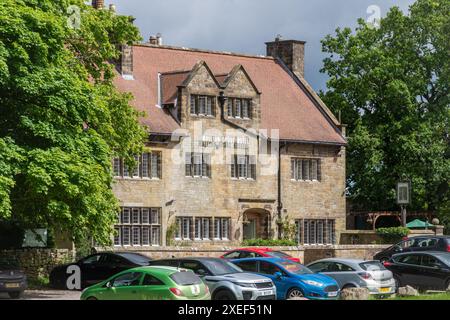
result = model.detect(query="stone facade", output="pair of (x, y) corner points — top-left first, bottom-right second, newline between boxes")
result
(112, 58), (346, 249)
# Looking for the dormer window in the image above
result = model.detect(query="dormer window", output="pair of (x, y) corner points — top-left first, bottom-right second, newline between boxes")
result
(190, 95), (215, 116)
(227, 98), (252, 119)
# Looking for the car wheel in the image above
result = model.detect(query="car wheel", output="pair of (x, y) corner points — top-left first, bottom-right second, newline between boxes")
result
(287, 288), (304, 299)
(86, 297), (98, 300)
(214, 290), (236, 300)
(342, 284), (357, 290)
(8, 291), (22, 299)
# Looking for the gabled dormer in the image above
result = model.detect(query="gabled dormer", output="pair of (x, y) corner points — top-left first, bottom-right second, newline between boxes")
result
(221, 65), (261, 130)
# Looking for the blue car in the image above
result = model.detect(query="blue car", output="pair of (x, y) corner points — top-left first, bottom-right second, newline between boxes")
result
(231, 258), (340, 300)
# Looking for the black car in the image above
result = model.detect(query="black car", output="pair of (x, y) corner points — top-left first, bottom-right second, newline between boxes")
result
(374, 236), (450, 262)
(49, 252), (152, 289)
(0, 259), (27, 299)
(383, 251), (450, 291)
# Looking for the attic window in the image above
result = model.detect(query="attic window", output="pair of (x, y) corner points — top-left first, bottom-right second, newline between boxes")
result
(190, 95), (215, 117)
(227, 98), (252, 119)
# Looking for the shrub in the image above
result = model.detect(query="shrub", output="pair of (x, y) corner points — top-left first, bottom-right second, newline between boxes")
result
(242, 238), (297, 247)
(376, 227), (410, 243)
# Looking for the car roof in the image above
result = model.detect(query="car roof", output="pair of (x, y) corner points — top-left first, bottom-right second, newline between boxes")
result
(154, 257), (224, 262)
(307, 258), (367, 266)
(392, 251), (448, 258)
(238, 247), (273, 252)
(406, 235), (450, 239)
(128, 265), (187, 275)
(231, 257), (289, 263)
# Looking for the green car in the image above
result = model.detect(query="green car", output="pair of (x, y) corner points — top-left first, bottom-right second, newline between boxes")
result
(80, 266), (211, 300)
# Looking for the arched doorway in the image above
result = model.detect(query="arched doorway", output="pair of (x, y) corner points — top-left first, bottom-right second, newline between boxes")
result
(243, 209), (271, 240)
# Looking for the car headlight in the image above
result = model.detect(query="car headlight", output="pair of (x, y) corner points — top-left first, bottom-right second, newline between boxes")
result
(303, 280), (324, 287)
(235, 282), (256, 288)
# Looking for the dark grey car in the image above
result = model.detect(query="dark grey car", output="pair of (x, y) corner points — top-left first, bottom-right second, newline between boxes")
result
(0, 260), (27, 299)
(307, 258), (395, 296)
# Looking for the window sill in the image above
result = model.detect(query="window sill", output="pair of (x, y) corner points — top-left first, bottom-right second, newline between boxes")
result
(114, 177), (161, 181)
(290, 179), (320, 183)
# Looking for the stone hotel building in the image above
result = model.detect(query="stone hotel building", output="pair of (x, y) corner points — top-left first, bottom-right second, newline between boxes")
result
(110, 33), (347, 249)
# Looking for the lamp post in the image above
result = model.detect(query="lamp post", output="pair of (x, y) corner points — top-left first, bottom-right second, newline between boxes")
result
(396, 179), (411, 227)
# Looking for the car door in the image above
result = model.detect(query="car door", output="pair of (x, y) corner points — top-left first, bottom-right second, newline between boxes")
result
(320, 262), (356, 288)
(258, 261), (289, 300)
(418, 254), (447, 290)
(394, 254), (422, 287)
(139, 273), (168, 300)
(101, 254), (134, 279)
(100, 271), (143, 300)
(78, 253), (104, 287)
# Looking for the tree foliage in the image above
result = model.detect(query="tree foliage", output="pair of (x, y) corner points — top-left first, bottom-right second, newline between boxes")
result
(0, 0), (146, 244)
(320, 0), (449, 227)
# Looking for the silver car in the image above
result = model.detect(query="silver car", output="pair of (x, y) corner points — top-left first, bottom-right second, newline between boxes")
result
(149, 257), (276, 300)
(306, 258), (396, 296)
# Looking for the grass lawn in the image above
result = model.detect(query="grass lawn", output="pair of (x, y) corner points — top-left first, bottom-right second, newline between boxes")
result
(391, 292), (450, 300)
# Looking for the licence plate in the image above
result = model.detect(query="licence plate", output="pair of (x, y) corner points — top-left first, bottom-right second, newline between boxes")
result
(328, 291), (338, 297)
(379, 287), (390, 293)
(5, 283), (20, 288)
(261, 290), (274, 296)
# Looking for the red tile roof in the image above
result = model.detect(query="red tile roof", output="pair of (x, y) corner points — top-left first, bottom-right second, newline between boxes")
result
(160, 70), (190, 104)
(113, 44), (346, 145)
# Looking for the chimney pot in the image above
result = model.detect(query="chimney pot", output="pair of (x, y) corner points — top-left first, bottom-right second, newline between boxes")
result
(149, 36), (158, 45)
(156, 33), (163, 46)
(92, 0), (104, 9)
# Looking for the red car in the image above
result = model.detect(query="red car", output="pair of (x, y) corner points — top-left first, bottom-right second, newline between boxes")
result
(221, 248), (301, 263)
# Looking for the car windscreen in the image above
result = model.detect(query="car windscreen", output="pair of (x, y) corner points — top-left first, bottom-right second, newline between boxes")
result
(170, 271), (202, 286)
(268, 251), (291, 258)
(0, 258), (20, 270)
(117, 253), (151, 265)
(202, 259), (243, 275)
(279, 261), (312, 274)
(359, 261), (386, 271)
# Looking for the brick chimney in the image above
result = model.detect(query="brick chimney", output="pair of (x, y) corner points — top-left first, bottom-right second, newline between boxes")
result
(92, 0), (104, 9)
(266, 35), (306, 79)
(120, 45), (133, 79)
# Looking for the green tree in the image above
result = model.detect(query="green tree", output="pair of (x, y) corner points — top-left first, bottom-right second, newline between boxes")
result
(0, 0), (146, 245)
(320, 0), (449, 228)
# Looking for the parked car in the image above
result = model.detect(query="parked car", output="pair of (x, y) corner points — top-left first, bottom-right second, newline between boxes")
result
(306, 258), (396, 296)
(221, 247), (301, 263)
(80, 266), (210, 300)
(232, 257), (339, 300)
(149, 257), (276, 300)
(0, 259), (27, 299)
(383, 251), (450, 291)
(50, 252), (152, 289)
(374, 236), (450, 262)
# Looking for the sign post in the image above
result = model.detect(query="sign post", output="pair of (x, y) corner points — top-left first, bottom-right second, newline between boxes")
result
(396, 180), (411, 227)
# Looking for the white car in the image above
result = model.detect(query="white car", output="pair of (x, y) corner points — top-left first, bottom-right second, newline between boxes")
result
(307, 258), (396, 296)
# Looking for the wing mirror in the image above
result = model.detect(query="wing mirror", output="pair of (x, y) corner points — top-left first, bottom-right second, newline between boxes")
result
(274, 271), (283, 280)
(105, 281), (112, 288)
(393, 245), (403, 252)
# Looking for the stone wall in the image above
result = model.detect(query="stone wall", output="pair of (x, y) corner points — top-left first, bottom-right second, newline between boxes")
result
(302, 245), (390, 264)
(100, 244), (388, 265)
(0, 249), (74, 280)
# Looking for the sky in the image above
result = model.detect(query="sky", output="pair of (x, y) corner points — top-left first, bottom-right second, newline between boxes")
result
(102, 0), (416, 91)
